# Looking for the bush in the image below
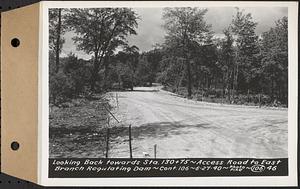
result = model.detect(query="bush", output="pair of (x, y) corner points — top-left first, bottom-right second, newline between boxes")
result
(50, 72), (76, 105)
(68, 70), (87, 94)
(63, 55), (91, 94)
(162, 85), (284, 107)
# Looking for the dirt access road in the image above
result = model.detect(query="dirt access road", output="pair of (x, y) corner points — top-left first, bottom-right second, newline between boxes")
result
(107, 84), (287, 158)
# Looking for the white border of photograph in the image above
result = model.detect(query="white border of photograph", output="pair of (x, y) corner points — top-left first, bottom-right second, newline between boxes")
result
(38, 1), (298, 186)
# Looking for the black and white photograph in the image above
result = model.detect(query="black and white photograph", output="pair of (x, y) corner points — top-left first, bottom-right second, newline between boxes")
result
(48, 5), (289, 160)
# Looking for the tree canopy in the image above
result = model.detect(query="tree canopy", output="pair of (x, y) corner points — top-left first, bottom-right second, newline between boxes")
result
(66, 8), (138, 91)
(49, 8), (288, 107)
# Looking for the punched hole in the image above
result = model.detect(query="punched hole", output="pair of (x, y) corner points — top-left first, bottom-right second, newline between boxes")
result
(11, 38), (20, 47)
(11, 141), (20, 151)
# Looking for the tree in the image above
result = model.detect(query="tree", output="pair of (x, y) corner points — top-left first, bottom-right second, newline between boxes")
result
(114, 45), (140, 90)
(162, 8), (212, 97)
(189, 41), (218, 91)
(125, 45), (140, 90)
(219, 28), (235, 99)
(260, 16), (288, 103)
(157, 56), (186, 91)
(112, 45), (140, 91)
(49, 8), (66, 73)
(231, 8), (260, 93)
(63, 53), (91, 95)
(66, 8), (138, 91)
(145, 48), (163, 86)
(135, 55), (152, 86)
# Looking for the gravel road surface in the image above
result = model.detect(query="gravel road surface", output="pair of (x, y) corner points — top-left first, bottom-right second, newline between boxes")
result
(107, 85), (288, 158)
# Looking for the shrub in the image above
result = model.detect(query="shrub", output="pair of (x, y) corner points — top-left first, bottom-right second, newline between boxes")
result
(50, 72), (76, 105)
(63, 55), (91, 95)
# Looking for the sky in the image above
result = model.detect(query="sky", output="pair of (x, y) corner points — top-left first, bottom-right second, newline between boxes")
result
(61, 7), (288, 59)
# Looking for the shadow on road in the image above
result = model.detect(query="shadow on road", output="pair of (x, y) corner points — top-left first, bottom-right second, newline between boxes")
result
(114, 121), (214, 140)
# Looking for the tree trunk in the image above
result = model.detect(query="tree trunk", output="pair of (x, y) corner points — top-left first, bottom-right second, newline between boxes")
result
(207, 76), (211, 89)
(183, 36), (192, 98)
(271, 77), (274, 101)
(284, 75), (288, 105)
(90, 53), (99, 92)
(55, 9), (62, 73)
(233, 63), (239, 98)
(247, 89), (250, 102)
(195, 65), (200, 90)
(227, 69), (231, 101)
(103, 56), (109, 90)
(118, 75), (121, 89)
(186, 59), (192, 98)
(259, 91), (262, 108)
(130, 72), (134, 91)
(90, 72), (97, 92)
(222, 74), (225, 99)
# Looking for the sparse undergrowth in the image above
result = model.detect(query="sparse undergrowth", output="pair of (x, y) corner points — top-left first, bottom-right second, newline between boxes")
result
(49, 96), (128, 158)
(162, 86), (287, 108)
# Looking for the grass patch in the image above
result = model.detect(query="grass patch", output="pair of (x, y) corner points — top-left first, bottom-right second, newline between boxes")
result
(162, 86), (287, 108)
(49, 96), (112, 158)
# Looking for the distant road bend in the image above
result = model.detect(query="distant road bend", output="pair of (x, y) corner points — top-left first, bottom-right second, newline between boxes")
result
(108, 84), (288, 158)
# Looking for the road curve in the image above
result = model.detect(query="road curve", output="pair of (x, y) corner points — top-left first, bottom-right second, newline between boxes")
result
(107, 85), (288, 158)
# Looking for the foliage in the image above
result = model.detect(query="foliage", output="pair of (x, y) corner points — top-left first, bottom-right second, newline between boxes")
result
(260, 16), (288, 103)
(65, 8), (138, 91)
(231, 8), (260, 92)
(114, 61), (134, 90)
(49, 9), (66, 52)
(49, 53), (91, 105)
(50, 72), (76, 105)
(48, 7), (288, 107)
(49, 8), (67, 73)
(63, 53), (92, 95)
(145, 48), (164, 84)
(162, 7), (213, 97)
(157, 9), (288, 106)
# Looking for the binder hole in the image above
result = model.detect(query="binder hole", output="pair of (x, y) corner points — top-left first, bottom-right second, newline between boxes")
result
(11, 141), (20, 151)
(11, 38), (20, 47)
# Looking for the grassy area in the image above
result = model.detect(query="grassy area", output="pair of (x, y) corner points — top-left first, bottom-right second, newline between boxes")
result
(162, 86), (287, 108)
(49, 96), (111, 158)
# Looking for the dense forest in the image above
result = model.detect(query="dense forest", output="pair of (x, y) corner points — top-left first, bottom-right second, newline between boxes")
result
(49, 8), (288, 107)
